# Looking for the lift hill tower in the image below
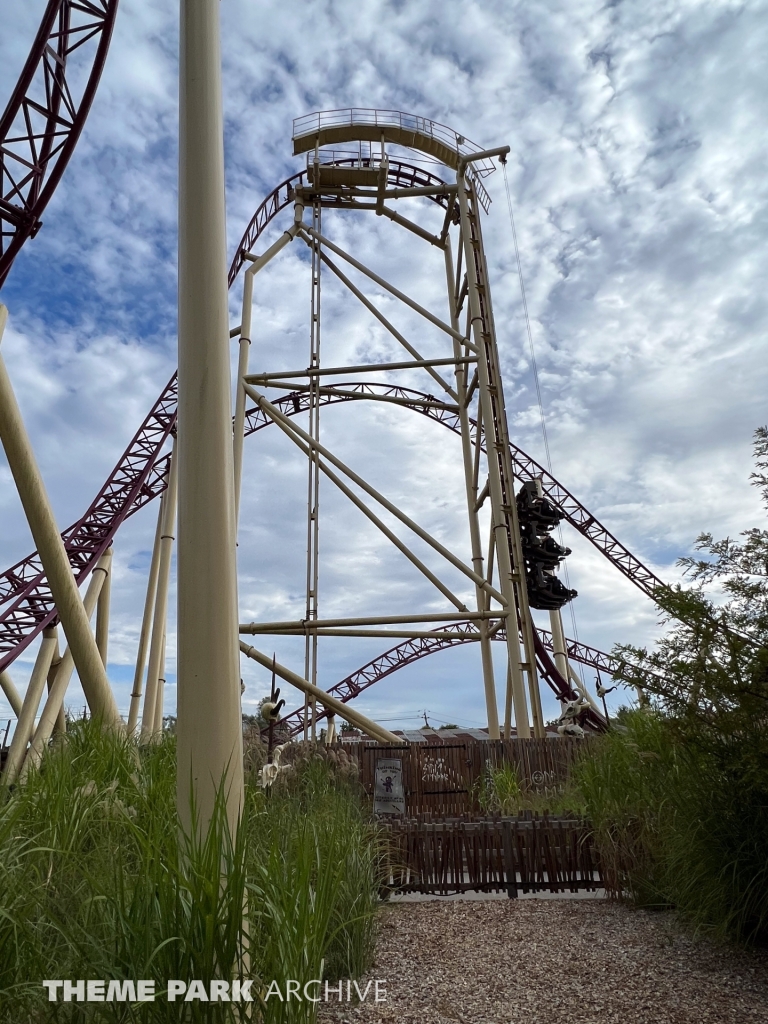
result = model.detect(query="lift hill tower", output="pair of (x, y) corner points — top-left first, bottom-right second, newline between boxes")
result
(235, 110), (579, 740)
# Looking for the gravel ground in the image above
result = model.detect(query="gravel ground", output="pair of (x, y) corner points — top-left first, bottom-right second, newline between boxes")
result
(317, 898), (768, 1024)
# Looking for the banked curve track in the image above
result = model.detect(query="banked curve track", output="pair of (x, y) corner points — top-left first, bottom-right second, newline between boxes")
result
(0, 0), (120, 288)
(0, 162), (663, 718)
(0, 378), (662, 698)
(277, 623), (625, 739)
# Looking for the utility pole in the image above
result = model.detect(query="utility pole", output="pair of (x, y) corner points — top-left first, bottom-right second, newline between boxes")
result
(176, 0), (243, 838)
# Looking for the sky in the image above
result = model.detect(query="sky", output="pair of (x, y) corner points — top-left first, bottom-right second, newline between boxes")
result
(1, 0), (766, 734)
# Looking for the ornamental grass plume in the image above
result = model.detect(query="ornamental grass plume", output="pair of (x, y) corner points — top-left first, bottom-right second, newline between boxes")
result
(0, 718), (380, 1023)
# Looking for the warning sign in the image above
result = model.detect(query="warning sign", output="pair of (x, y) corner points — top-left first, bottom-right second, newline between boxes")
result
(374, 758), (405, 815)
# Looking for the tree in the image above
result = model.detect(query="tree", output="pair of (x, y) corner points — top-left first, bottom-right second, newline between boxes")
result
(615, 426), (768, 733)
(600, 428), (768, 942)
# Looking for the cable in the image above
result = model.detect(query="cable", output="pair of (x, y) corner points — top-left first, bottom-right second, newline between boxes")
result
(501, 163), (585, 683)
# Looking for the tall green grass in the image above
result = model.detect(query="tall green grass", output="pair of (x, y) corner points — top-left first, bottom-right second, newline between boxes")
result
(575, 708), (768, 944)
(474, 760), (587, 817)
(0, 720), (380, 1022)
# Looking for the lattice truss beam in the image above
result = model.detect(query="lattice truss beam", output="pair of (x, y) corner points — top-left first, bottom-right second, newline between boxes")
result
(0, 1), (119, 288)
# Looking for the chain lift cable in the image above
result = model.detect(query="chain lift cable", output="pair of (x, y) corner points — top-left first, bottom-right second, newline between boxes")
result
(501, 161), (585, 684)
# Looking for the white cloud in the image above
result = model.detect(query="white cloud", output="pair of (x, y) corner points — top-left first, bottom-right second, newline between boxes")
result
(1, 0), (767, 729)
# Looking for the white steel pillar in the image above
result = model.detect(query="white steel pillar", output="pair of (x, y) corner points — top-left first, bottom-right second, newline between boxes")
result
(1, 627), (57, 786)
(176, 0), (243, 837)
(549, 607), (570, 683)
(127, 490), (165, 734)
(0, 670), (22, 718)
(95, 547), (112, 665)
(141, 443), (177, 740)
(304, 200), (321, 742)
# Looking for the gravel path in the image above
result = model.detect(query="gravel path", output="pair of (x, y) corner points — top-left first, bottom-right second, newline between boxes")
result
(318, 899), (768, 1024)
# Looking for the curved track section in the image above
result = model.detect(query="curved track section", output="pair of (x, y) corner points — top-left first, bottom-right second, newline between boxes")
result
(277, 623), (616, 738)
(0, 377), (657, 692)
(242, 382), (665, 600)
(0, 379), (659, 682)
(228, 158), (452, 286)
(0, 376), (176, 672)
(0, 0), (119, 287)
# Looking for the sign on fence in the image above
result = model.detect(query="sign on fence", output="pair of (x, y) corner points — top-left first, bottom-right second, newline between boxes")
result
(374, 758), (405, 815)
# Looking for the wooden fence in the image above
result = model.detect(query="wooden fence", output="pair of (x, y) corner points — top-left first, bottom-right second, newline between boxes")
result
(380, 813), (602, 896)
(347, 738), (591, 816)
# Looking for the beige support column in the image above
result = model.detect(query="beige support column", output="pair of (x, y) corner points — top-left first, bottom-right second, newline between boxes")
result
(177, 0), (243, 837)
(444, 236), (499, 739)
(95, 547), (113, 665)
(127, 490), (165, 734)
(152, 631), (167, 741)
(0, 304), (119, 725)
(0, 670), (22, 718)
(22, 554), (110, 777)
(233, 273), (253, 526)
(454, 187), (530, 738)
(47, 632), (66, 737)
(141, 443), (177, 741)
(2, 627), (57, 785)
(549, 608), (569, 682)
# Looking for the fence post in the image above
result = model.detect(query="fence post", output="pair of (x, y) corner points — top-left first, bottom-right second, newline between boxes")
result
(502, 819), (518, 898)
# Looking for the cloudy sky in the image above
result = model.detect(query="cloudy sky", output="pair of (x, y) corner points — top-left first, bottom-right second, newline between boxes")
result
(1, 0), (766, 733)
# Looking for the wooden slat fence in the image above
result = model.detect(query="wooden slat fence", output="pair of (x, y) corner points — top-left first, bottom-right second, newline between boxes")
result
(349, 738), (592, 816)
(380, 813), (601, 896)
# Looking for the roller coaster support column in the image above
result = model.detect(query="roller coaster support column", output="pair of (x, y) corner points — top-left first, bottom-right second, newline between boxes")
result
(549, 607), (569, 683)
(46, 632), (66, 738)
(153, 631), (167, 740)
(0, 670), (22, 718)
(128, 493), (165, 733)
(141, 441), (177, 740)
(96, 547), (112, 665)
(234, 213), (303, 523)
(0, 304), (119, 726)
(444, 236), (499, 739)
(1, 627), (57, 786)
(22, 552), (112, 778)
(177, 0), (243, 837)
(455, 168), (539, 739)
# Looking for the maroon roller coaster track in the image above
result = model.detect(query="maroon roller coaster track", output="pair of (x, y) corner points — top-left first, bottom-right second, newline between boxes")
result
(0, 137), (663, 717)
(0, 0), (119, 288)
(276, 622), (628, 739)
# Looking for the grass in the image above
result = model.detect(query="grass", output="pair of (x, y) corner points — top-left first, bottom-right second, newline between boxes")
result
(0, 720), (380, 1023)
(574, 708), (768, 945)
(475, 760), (587, 818)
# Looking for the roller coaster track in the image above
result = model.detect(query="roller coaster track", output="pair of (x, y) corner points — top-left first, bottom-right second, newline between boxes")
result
(0, 378), (658, 699)
(277, 623), (626, 738)
(0, 0), (119, 288)
(0, 162), (661, 717)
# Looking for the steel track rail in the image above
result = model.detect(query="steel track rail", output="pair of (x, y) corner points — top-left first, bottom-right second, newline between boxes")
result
(276, 623), (617, 738)
(0, 378), (647, 700)
(0, 377), (177, 672)
(0, 0), (119, 287)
